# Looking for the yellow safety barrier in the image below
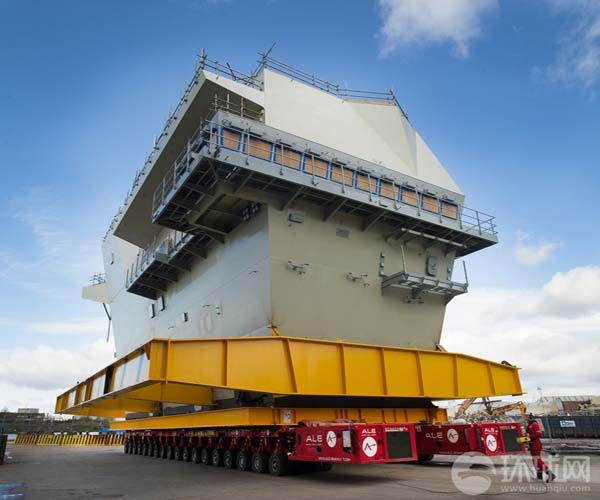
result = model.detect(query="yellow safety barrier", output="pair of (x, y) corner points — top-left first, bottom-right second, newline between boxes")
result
(13, 433), (124, 446)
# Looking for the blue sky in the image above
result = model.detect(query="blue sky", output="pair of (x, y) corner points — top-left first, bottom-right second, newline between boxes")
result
(0, 0), (599, 413)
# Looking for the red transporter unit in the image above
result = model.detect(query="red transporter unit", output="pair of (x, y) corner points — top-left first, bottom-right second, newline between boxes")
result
(414, 422), (526, 460)
(124, 421), (417, 476)
(293, 422), (417, 464)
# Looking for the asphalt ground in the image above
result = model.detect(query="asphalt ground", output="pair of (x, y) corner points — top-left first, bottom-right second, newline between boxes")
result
(1, 445), (599, 499)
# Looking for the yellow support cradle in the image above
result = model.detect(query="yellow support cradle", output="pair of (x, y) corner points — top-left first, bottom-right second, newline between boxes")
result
(56, 336), (522, 419)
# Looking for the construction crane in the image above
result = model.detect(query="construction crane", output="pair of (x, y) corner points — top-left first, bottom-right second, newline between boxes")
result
(455, 398), (477, 418)
(490, 401), (528, 417)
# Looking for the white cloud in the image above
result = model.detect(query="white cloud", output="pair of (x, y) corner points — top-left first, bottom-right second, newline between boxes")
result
(515, 231), (560, 267)
(376, 0), (497, 57)
(540, 266), (600, 317)
(444, 266), (600, 398)
(0, 317), (107, 336)
(539, 0), (600, 89)
(0, 338), (115, 413)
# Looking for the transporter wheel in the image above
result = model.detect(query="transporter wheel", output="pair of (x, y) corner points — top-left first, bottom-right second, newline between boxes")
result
(417, 454), (434, 462)
(268, 453), (289, 476)
(142, 443), (149, 456)
(200, 447), (211, 465)
(167, 445), (176, 460)
(174, 446), (182, 461)
(159, 444), (167, 458)
(251, 452), (268, 474)
(211, 449), (223, 467)
(190, 447), (200, 464)
(236, 451), (251, 471)
(223, 450), (236, 469)
(152, 444), (159, 457)
(182, 447), (191, 462)
(319, 463), (333, 472)
(134, 442), (141, 455)
(124, 442), (130, 454)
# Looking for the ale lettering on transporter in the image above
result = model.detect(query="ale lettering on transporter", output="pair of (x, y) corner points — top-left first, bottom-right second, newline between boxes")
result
(305, 434), (323, 445)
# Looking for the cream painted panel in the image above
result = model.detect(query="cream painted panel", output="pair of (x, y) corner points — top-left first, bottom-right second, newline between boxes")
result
(348, 101), (462, 196)
(101, 235), (141, 302)
(415, 132), (463, 195)
(204, 70), (264, 107)
(81, 283), (109, 303)
(262, 69), (462, 195)
(267, 204), (454, 349)
(347, 100), (418, 178)
(262, 70), (416, 176)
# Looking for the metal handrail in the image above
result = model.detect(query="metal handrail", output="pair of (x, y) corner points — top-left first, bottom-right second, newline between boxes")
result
(151, 114), (498, 239)
(103, 51), (412, 241)
(89, 273), (106, 285)
(259, 55), (395, 103)
(126, 230), (191, 288)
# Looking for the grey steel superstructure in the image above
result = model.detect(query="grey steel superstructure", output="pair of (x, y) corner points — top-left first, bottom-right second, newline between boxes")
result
(84, 54), (497, 358)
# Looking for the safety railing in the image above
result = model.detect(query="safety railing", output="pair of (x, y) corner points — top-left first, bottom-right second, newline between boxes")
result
(210, 94), (264, 122)
(89, 273), (106, 285)
(151, 115), (498, 239)
(258, 54), (409, 120)
(197, 50), (262, 90)
(126, 230), (192, 288)
(103, 50), (412, 241)
(261, 55), (394, 102)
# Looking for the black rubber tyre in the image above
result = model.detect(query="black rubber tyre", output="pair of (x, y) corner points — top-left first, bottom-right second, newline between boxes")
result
(200, 447), (211, 465)
(167, 445), (175, 460)
(236, 451), (251, 471)
(268, 453), (289, 476)
(134, 442), (141, 455)
(191, 447), (200, 464)
(182, 447), (191, 462)
(319, 463), (333, 472)
(251, 451), (268, 474)
(211, 448), (223, 467)
(124, 442), (130, 454)
(417, 454), (434, 462)
(223, 450), (236, 469)
(142, 443), (149, 456)
(174, 446), (182, 461)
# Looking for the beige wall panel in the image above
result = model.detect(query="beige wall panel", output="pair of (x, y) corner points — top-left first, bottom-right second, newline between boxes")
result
(267, 204), (455, 349)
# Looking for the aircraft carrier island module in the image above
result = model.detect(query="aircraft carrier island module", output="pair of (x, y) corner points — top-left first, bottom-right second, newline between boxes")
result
(56, 53), (526, 475)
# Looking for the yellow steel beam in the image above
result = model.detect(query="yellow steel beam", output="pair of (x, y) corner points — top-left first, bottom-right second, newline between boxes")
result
(110, 406), (448, 431)
(57, 381), (213, 416)
(147, 337), (522, 398)
(57, 336), (522, 417)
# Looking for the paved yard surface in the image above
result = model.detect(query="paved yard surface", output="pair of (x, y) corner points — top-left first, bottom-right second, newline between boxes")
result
(1, 445), (598, 499)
